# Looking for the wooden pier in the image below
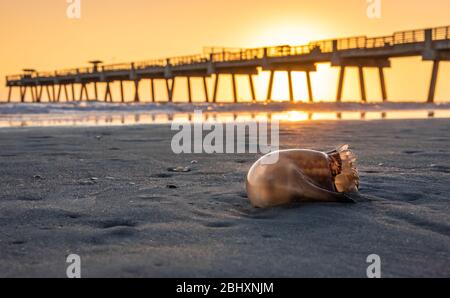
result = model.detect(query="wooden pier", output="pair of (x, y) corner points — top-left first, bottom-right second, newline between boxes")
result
(5, 26), (450, 104)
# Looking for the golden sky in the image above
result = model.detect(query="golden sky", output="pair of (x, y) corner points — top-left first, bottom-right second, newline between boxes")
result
(1, 0), (449, 102)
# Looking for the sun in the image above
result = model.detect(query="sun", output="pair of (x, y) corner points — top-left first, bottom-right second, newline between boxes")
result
(248, 22), (319, 47)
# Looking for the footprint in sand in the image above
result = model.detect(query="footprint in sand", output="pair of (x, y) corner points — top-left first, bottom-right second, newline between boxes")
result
(105, 227), (138, 238)
(430, 165), (450, 174)
(0, 154), (17, 157)
(10, 240), (26, 245)
(96, 219), (138, 229)
(66, 213), (83, 219)
(362, 170), (382, 174)
(138, 195), (166, 202)
(203, 221), (235, 228)
(27, 136), (54, 140)
(87, 227), (139, 245)
(151, 173), (173, 178)
(389, 212), (450, 238)
(238, 192), (248, 198)
(262, 234), (274, 239)
(235, 160), (248, 164)
(15, 195), (44, 202)
(398, 192), (424, 202)
(403, 150), (424, 155)
(243, 211), (278, 220)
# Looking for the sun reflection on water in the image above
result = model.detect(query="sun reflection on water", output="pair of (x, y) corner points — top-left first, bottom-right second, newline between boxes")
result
(1, 110), (450, 128)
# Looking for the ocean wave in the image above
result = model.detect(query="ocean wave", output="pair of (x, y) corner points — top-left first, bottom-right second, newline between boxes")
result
(1, 101), (450, 115)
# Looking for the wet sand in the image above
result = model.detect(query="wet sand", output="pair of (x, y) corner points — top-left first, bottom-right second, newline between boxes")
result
(0, 119), (449, 277)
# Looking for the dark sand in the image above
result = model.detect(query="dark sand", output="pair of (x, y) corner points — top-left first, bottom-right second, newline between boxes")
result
(0, 119), (449, 277)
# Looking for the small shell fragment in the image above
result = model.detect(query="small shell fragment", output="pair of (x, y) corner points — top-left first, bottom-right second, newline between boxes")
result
(167, 166), (191, 173)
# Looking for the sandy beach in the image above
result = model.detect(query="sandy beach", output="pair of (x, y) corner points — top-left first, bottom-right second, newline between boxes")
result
(0, 117), (449, 278)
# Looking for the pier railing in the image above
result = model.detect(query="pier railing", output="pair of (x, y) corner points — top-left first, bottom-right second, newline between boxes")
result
(433, 26), (450, 40)
(134, 59), (167, 69)
(168, 54), (209, 66)
(102, 63), (135, 72)
(6, 26), (450, 82)
(6, 74), (23, 81)
(55, 68), (79, 76)
(211, 48), (263, 62)
(336, 29), (428, 50)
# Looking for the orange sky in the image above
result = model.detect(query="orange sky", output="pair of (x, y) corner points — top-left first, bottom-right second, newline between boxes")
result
(0, 0), (449, 102)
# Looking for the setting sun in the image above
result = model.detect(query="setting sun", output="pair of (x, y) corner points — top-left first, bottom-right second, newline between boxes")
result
(247, 23), (317, 47)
